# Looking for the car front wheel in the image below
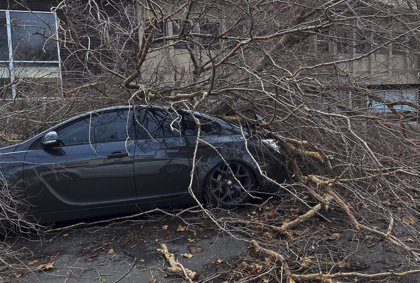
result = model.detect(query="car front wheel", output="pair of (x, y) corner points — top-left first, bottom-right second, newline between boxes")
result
(205, 161), (257, 207)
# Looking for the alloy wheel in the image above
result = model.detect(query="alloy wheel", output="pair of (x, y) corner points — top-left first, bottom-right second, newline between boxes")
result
(207, 161), (256, 207)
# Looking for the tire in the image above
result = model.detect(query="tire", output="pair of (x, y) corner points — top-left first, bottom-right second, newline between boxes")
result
(205, 161), (257, 208)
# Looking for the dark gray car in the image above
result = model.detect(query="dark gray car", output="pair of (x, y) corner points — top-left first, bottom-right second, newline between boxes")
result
(0, 105), (286, 223)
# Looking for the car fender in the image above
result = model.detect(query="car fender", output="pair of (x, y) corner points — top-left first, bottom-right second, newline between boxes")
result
(0, 151), (26, 198)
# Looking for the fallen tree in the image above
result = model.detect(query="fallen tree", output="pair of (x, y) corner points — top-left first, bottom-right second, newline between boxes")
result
(0, 0), (419, 281)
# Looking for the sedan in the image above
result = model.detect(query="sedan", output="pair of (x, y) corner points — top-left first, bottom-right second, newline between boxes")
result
(0, 105), (287, 223)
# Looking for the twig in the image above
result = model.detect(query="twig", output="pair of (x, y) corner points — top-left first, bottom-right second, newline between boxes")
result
(113, 256), (137, 283)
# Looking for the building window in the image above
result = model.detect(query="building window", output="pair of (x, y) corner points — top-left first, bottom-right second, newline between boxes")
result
(372, 32), (388, 54)
(172, 20), (194, 50)
(316, 28), (330, 53)
(391, 33), (407, 55)
(199, 20), (221, 50)
(144, 20), (167, 47)
(370, 89), (418, 112)
(355, 30), (370, 53)
(335, 28), (352, 54)
(0, 10), (61, 100)
(407, 36), (420, 70)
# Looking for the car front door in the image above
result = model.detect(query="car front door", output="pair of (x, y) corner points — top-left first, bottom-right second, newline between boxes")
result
(133, 108), (192, 202)
(23, 109), (137, 216)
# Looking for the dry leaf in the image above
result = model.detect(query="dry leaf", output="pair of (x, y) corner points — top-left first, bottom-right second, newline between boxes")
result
(162, 225), (168, 230)
(189, 246), (203, 254)
(187, 238), (196, 243)
(263, 231), (275, 238)
(337, 261), (350, 268)
(240, 261), (250, 269)
(216, 259), (223, 264)
(36, 262), (54, 271)
(149, 276), (157, 283)
(290, 278), (296, 283)
(176, 224), (187, 232)
(326, 232), (341, 241)
(97, 274), (107, 282)
(264, 257), (272, 266)
(252, 263), (263, 273)
(182, 253), (193, 258)
(402, 215), (417, 225)
(108, 248), (115, 255)
(300, 257), (313, 268)
(14, 270), (23, 278)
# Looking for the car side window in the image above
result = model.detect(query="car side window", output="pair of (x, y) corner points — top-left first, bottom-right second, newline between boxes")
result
(180, 112), (198, 136)
(57, 110), (131, 146)
(140, 109), (181, 139)
(91, 111), (130, 143)
(57, 118), (90, 146)
(181, 112), (221, 136)
(134, 108), (222, 139)
(199, 116), (222, 135)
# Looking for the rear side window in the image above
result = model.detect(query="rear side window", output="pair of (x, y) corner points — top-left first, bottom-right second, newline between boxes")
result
(140, 109), (181, 139)
(181, 112), (222, 136)
(134, 108), (224, 139)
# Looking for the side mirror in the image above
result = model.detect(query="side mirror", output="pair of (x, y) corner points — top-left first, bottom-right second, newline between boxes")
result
(42, 131), (60, 146)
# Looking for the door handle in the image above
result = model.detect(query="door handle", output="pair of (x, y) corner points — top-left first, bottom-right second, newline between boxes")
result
(107, 151), (129, 158)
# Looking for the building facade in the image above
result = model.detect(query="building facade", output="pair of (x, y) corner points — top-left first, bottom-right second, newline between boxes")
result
(0, 0), (418, 116)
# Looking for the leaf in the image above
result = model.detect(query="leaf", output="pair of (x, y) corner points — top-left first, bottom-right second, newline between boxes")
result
(290, 278), (296, 283)
(44, 262), (55, 270)
(108, 248), (115, 255)
(36, 262), (55, 271)
(216, 258), (224, 264)
(326, 232), (341, 241)
(162, 225), (169, 230)
(252, 263), (263, 273)
(14, 270), (23, 278)
(149, 276), (157, 283)
(176, 224), (187, 232)
(264, 257), (272, 266)
(187, 238), (196, 243)
(189, 246), (203, 254)
(402, 215), (417, 225)
(337, 261), (350, 268)
(263, 231), (275, 238)
(300, 257), (313, 268)
(182, 253), (193, 258)
(97, 274), (107, 282)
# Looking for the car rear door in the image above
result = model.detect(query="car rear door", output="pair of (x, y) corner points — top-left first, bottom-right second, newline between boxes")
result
(133, 107), (193, 202)
(22, 109), (137, 215)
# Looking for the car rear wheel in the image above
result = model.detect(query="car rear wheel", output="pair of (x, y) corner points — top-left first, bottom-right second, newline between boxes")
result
(205, 161), (257, 207)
